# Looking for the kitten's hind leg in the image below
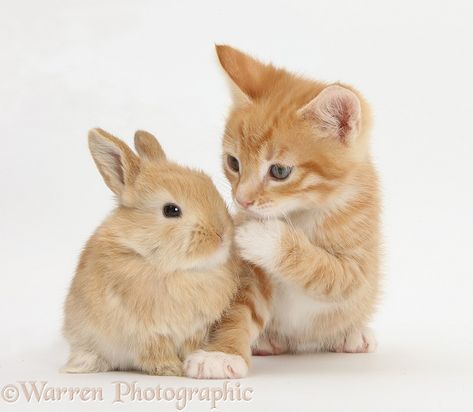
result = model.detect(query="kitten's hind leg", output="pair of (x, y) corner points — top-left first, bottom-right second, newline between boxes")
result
(61, 349), (111, 373)
(333, 327), (377, 353)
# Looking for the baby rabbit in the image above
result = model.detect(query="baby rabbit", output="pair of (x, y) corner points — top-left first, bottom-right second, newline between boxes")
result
(62, 128), (238, 376)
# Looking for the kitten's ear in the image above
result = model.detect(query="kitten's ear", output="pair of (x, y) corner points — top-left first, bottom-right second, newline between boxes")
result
(88, 128), (140, 195)
(134, 130), (166, 162)
(215, 44), (275, 103)
(298, 85), (362, 144)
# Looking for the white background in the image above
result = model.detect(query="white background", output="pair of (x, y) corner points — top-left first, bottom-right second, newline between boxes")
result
(1, 1), (472, 411)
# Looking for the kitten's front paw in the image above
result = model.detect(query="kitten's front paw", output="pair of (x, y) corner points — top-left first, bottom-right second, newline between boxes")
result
(235, 220), (284, 271)
(184, 350), (248, 379)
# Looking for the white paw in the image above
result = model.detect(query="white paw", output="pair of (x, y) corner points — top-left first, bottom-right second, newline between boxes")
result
(235, 220), (284, 270)
(252, 335), (285, 356)
(335, 327), (377, 353)
(183, 350), (248, 379)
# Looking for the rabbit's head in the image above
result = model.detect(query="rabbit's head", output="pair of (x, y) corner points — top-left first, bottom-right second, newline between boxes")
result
(88, 128), (233, 272)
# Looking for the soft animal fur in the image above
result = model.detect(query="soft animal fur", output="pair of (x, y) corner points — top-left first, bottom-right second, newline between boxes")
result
(63, 128), (238, 376)
(184, 45), (381, 378)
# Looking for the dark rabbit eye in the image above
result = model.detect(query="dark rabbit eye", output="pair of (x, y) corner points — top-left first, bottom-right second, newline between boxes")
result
(269, 164), (293, 180)
(163, 203), (181, 218)
(227, 155), (240, 173)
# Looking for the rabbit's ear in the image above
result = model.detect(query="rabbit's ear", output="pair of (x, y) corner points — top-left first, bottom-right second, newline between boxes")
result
(134, 130), (166, 162)
(88, 128), (140, 195)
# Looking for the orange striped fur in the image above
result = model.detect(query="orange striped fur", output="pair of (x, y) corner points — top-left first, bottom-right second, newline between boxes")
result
(184, 45), (381, 378)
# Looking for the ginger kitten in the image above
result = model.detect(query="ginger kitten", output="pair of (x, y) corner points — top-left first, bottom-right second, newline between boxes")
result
(184, 45), (381, 378)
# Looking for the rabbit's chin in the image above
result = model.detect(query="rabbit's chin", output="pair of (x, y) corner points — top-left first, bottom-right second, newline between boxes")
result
(188, 241), (231, 272)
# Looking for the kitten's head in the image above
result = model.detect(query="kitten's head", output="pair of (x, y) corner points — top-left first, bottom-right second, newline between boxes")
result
(217, 45), (373, 218)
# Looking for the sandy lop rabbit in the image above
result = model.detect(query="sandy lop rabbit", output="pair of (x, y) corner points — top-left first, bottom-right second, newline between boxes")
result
(62, 128), (238, 375)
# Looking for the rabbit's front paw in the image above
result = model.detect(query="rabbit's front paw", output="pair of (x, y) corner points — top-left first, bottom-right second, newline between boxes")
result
(61, 350), (111, 373)
(144, 361), (183, 376)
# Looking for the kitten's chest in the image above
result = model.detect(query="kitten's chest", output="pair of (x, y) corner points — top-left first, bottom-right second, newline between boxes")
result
(269, 280), (336, 336)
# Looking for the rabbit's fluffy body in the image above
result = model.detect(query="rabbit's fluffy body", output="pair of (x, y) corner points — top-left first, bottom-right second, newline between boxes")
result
(63, 129), (237, 375)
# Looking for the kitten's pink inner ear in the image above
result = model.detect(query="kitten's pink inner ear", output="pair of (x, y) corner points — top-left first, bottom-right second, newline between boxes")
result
(298, 85), (362, 144)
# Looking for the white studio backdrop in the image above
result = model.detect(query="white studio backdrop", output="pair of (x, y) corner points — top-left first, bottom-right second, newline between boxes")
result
(1, 1), (472, 411)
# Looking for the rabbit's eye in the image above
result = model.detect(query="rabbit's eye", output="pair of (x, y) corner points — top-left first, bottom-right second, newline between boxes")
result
(227, 155), (240, 173)
(163, 203), (181, 218)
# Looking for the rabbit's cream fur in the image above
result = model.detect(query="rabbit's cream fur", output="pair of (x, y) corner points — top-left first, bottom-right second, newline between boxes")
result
(63, 129), (238, 376)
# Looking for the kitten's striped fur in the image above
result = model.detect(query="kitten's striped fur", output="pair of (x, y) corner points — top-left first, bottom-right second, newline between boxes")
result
(184, 46), (381, 378)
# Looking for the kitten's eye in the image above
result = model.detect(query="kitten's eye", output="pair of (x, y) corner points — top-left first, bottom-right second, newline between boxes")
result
(269, 164), (293, 180)
(163, 203), (182, 218)
(227, 155), (240, 173)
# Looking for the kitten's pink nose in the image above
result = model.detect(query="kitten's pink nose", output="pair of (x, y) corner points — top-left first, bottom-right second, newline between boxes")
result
(236, 197), (254, 209)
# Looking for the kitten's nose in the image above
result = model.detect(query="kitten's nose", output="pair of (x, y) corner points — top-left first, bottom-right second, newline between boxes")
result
(236, 197), (254, 209)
